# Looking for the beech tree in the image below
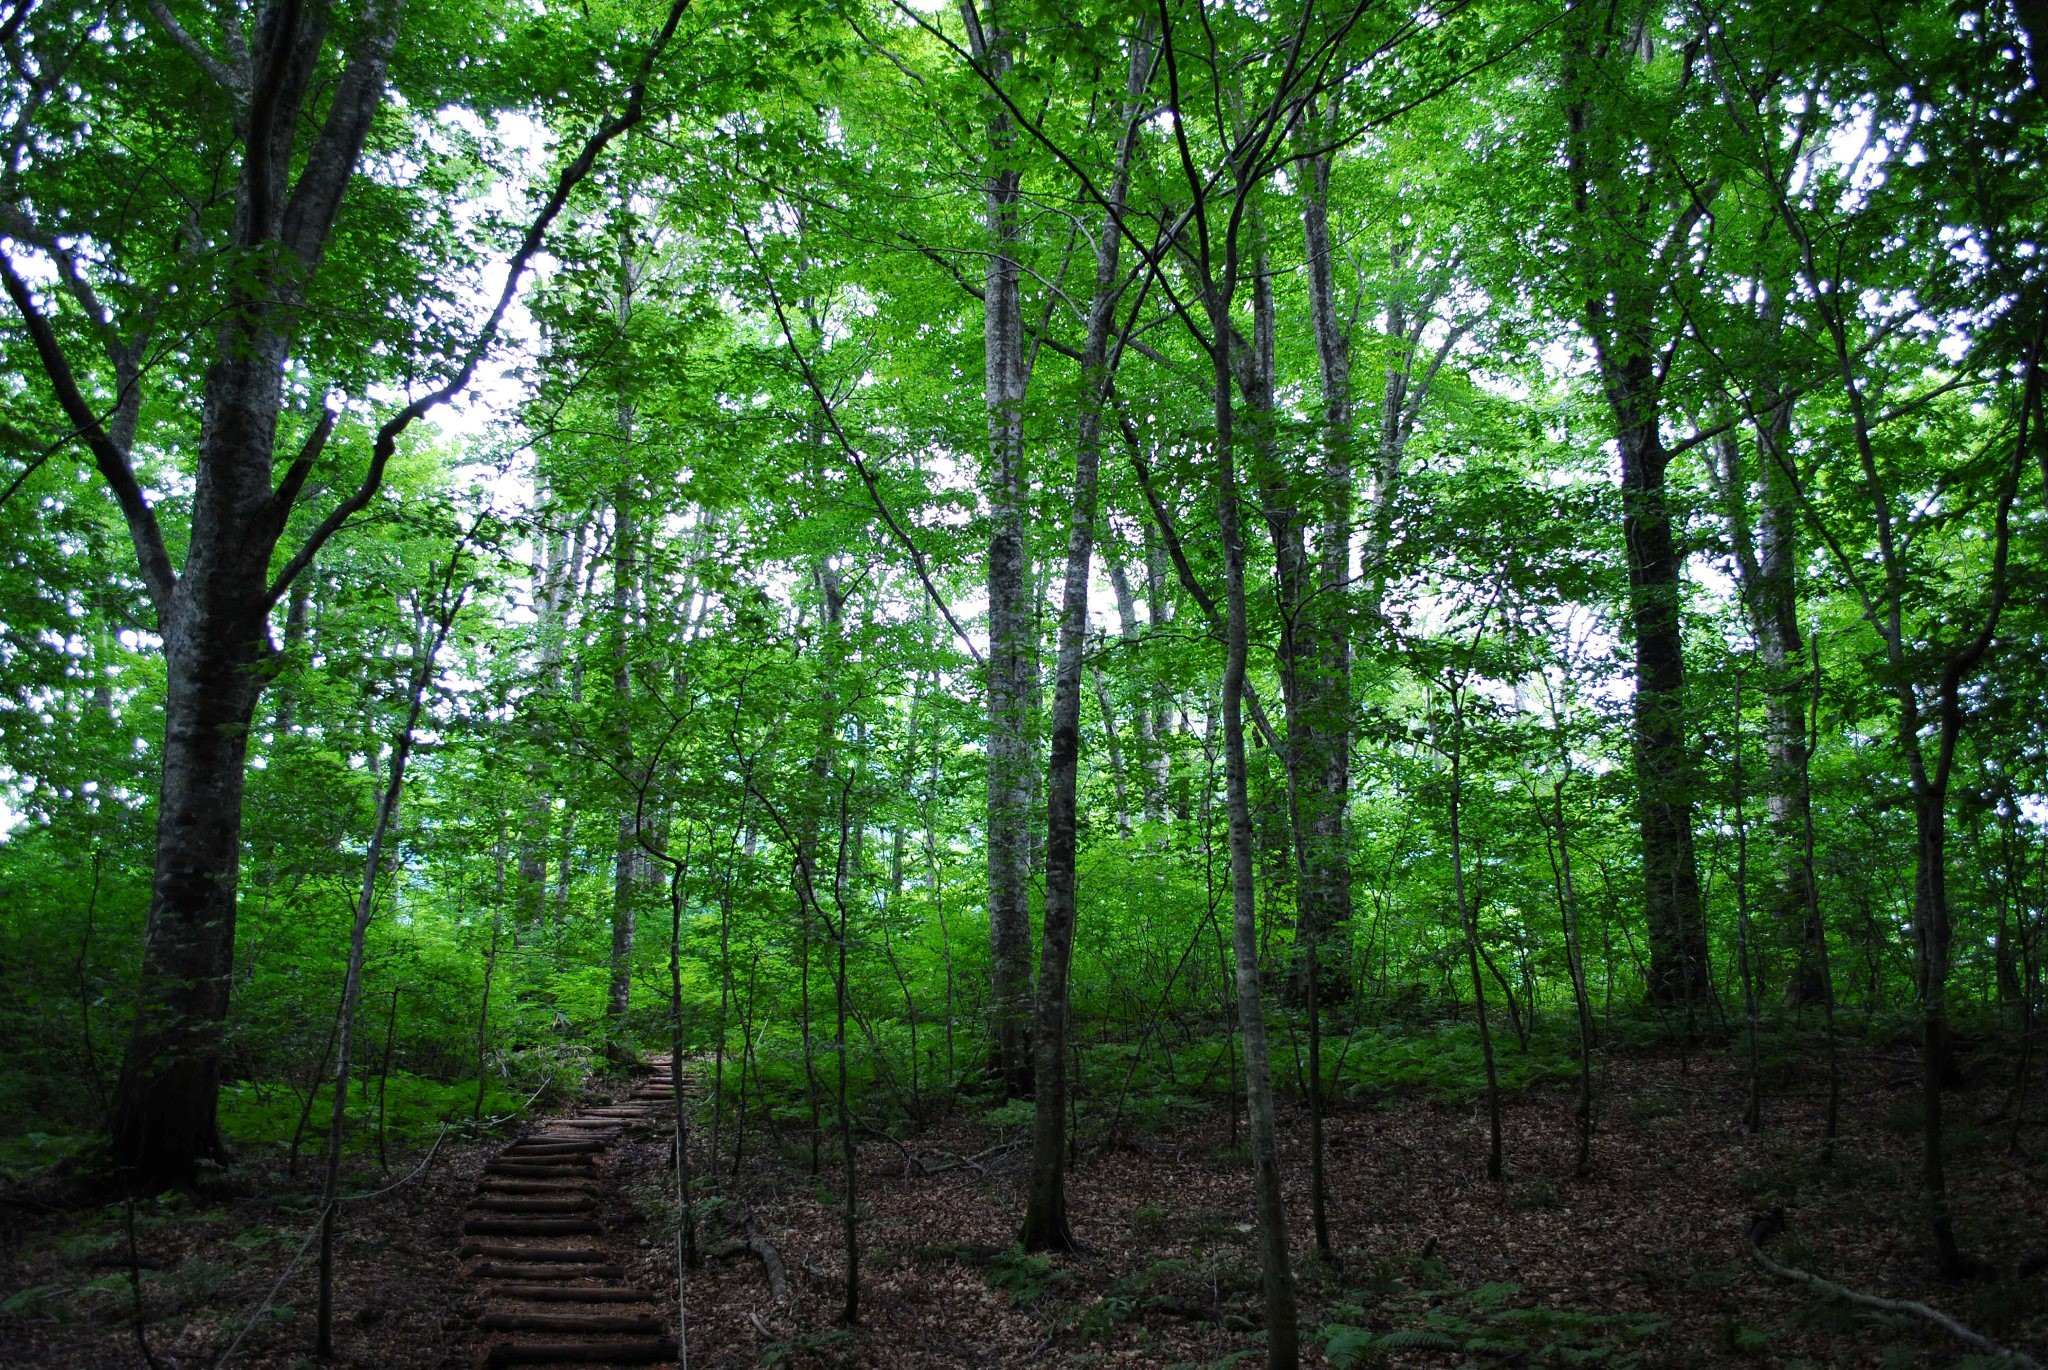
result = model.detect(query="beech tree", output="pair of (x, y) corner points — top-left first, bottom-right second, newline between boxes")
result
(0, 0), (690, 1184)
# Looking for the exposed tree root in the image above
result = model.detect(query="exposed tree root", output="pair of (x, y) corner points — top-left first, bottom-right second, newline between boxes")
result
(708, 1216), (789, 1304)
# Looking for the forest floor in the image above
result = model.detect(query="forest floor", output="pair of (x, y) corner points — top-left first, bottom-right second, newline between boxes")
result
(1, 1035), (2044, 1368)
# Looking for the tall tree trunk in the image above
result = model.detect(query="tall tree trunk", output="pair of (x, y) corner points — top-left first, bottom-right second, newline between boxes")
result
(1564, 18), (1712, 1015)
(108, 619), (264, 1184)
(608, 479), (640, 1053)
(963, 0), (1036, 1099)
(1713, 400), (1822, 1006)
(1615, 405), (1709, 1010)
(1142, 529), (1173, 826)
(1907, 772), (1962, 1272)
(1445, 685), (1503, 1181)
(1019, 32), (1147, 1249)
(798, 556), (848, 1175)
(1201, 257), (1299, 1366)
(1299, 137), (1355, 1008)
(1752, 408), (1824, 1005)
(317, 564), (463, 1355)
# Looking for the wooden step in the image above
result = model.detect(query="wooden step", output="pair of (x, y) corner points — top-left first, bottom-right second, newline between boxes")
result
(479, 1171), (598, 1187)
(473, 1263), (624, 1281)
(462, 1217), (602, 1237)
(486, 1162), (597, 1179)
(480, 1311), (665, 1335)
(484, 1285), (653, 1303)
(485, 1337), (679, 1365)
(471, 1195), (598, 1214)
(546, 1119), (624, 1129)
(516, 1130), (610, 1146)
(460, 1243), (610, 1263)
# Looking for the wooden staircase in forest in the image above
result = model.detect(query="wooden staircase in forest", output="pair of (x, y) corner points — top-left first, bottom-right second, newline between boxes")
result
(459, 1061), (681, 1366)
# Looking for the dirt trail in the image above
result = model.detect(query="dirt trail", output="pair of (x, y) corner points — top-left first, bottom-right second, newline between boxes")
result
(459, 1062), (678, 1367)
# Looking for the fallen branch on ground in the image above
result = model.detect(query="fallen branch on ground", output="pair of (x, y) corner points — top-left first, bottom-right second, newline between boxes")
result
(1746, 1210), (2042, 1370)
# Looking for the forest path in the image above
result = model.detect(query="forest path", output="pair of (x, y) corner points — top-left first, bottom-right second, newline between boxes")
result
(457, 1059), (681, 1367)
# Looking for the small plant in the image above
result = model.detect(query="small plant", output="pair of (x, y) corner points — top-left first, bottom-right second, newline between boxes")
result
(986, 1246), (1069, 1306)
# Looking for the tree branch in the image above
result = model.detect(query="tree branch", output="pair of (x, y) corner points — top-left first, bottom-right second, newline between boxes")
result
(1748, 1212), (2042, 1370)
(265, 0), (696, 606)
(740, 224), (984, 669)
(0, 248), (176, 615)
(143, 0), (245, 93)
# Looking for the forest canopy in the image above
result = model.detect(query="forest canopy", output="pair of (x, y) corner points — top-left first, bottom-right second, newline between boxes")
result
(1, 0), (2044, 1364)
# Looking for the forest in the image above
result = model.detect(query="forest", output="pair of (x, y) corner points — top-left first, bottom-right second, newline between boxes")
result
(0, 0), (2044, 1364)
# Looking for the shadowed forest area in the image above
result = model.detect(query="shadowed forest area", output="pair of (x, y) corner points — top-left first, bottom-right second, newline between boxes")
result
(1, 0), (2046, 1365)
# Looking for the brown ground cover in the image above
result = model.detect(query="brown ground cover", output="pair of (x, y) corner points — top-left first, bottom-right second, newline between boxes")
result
(1, 1041), (2042, 1368)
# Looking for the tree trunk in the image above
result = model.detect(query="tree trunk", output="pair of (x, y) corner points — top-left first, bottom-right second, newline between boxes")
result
(1019, 32), (1145, 1248)
(1297, 133), (1356, 1006)
(1713, 404), (1823, 1007)
(108, 607), (266, 1186)
(5, 0), (677, 1189)
(1908, 777), (1964, 1273)
(608, 484), (639, 1051)
(1563, 28), (1711, 1016)
(1616, 411), (1709, 1010)
(1446, 687), (1503, 1182)
(1205, 276), (1299, 1367)
(318, 566), (462, 1355)
(963, 0), (1037, 1100)
(1142, 529), (1173, 826)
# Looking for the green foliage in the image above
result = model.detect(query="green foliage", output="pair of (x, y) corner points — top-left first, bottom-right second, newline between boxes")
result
(1321, 1266), (1667, 1368)
(0, 24), (2039, 1370)
(986, 1246), (1071, 1307)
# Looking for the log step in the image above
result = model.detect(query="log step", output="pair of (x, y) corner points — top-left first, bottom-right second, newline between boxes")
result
(480, 1311), (665, 1335)
(486, 1163), (597, 1179)
(485, 1285), (653, 1303)
(485, 1338), (678, 1366)
(462, 1218), (603, 1237)
(546, 1120), (624, 1130)
(471, 1195), (597, 1214)
(516, 1130), (610, 1146)
(479, 1179), (603, 1195)
(460, 1243), (610, 1263)
(473, 1263), (624, 1281)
